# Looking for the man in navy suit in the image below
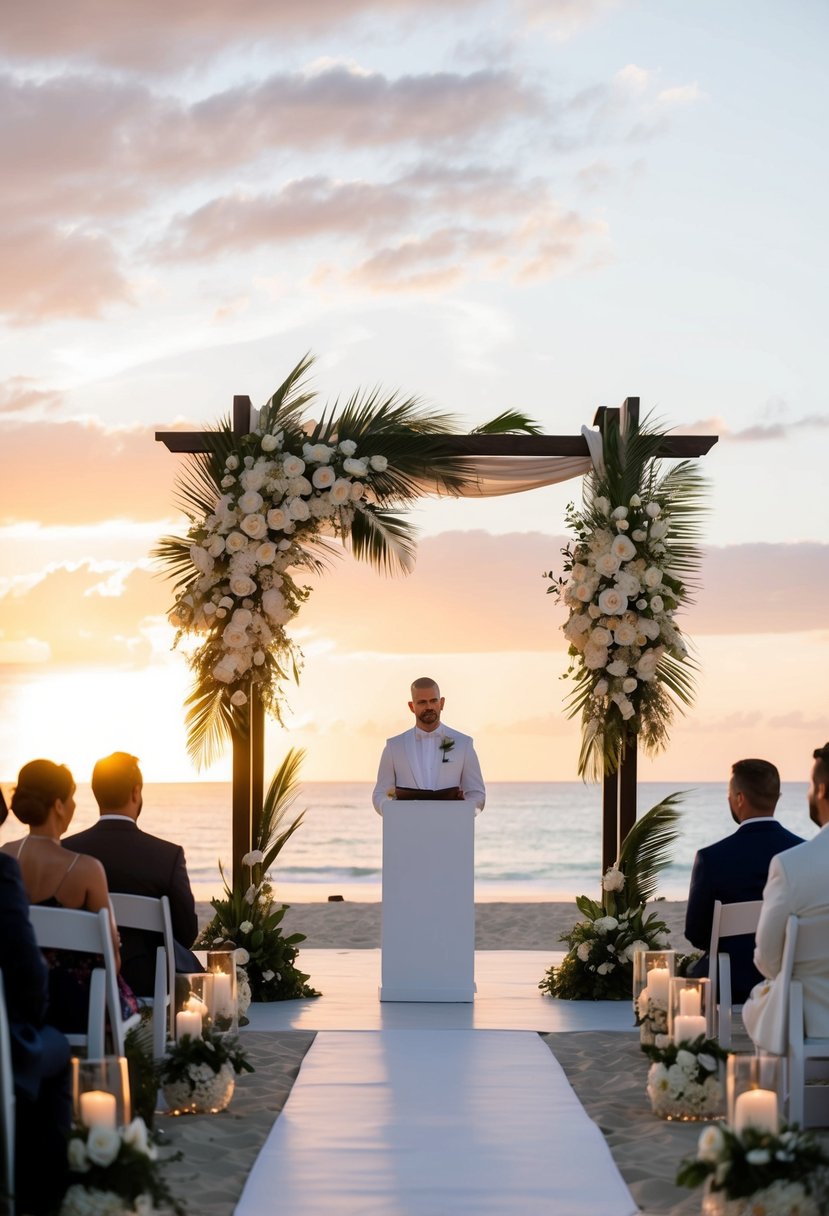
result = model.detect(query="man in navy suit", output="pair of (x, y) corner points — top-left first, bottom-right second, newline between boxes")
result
(65, 752), (200, 996)
(684, 758), (804, 1002)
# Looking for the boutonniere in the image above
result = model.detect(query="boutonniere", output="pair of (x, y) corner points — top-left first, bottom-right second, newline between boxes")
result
(439, 737), (455, 763)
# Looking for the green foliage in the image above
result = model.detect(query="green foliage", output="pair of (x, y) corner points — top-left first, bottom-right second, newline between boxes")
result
(676, 1124), (829, 1203)
(124, 1014), (161, 1131)
(158, 1027), (254, 1088)
(539, 793), (683, 1000)
(198, 749), (321, 1001)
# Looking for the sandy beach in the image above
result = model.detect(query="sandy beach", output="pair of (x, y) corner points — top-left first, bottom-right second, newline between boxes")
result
(196, 897), (697, 954)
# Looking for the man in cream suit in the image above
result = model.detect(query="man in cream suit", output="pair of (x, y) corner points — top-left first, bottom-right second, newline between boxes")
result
(372, 677), (486, 813)
(746, 742), (829, 1043)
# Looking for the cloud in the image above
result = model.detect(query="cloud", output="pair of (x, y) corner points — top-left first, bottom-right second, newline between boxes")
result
(676, 414), (829, 442)
(0, 377), (64, 415)
(0, 224), (129, 324)
(1, 0), (484, 71)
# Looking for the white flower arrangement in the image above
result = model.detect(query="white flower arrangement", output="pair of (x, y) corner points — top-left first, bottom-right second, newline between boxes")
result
(643, 1036), (726, 1121)
(60, 1118), (181, 1216)
(549, 420), (705, 779)
(635, 983), (669, 1045)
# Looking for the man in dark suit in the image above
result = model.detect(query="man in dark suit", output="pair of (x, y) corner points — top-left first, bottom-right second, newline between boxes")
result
(0, 849), (71, 1214)
(685, 758), (804, 1002)
(65, 752), (200, 996)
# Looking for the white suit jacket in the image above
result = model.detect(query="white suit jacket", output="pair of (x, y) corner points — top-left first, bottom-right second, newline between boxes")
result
(372, 725), (486, 814)
(752, 822), (829, 1039)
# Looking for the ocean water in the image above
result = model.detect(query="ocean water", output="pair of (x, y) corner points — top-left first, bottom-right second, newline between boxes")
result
(33, 781), (814, 903)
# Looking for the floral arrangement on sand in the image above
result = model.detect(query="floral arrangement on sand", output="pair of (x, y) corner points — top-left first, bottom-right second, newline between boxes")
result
(539, 795), (681, 1000)
(198, 748), (320, 1001)
(642, 1034), (727, 1120)
(678, 1123), (829, 1215)
(60, 1118), (183, 1216)
(159, 1027), (253, 1116)
(157, 353), (539, 764)
(548, 416), (706, 779)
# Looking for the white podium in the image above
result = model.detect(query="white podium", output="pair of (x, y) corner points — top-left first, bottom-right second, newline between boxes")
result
(379, 798), (476, 1002)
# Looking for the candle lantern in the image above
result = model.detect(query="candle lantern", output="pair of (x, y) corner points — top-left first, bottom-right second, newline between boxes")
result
(726, 1054), (785, 1136)
(632, 950), (678, 1045)
(668, 977), (711, 1045)
(72, 1056), (131, 1129)
(174, 972), (214, 1041)
(205, 948), (238, 1035)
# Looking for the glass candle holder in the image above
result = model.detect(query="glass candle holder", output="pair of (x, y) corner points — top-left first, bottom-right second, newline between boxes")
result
(174, 972), (214, 1040)
(632, 950), (677, 1044)
(668, 977), (711, 1045)
(72, 1056), (131, 1129)
(726, 1053), (785, 1135)
(205, 948), (238, 1035)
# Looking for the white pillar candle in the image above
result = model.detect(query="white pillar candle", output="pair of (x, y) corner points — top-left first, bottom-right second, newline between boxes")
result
(80, 1090), (117, 1130)
(673, 1014), (707, 1044)
(679, 987), (701, 1016)
(176, 1009), (203, 1040)
(647, 967), (670, 1003)
(734, 1088), (779, 1136)
(211, 973), (233, 1016)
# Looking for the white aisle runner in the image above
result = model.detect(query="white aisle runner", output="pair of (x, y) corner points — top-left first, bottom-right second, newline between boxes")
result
(235, 1029), (637, 1215)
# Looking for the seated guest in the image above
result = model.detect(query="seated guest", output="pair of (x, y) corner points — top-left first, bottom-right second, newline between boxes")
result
(66, 752), (201, 996)
(1, 758), (138, 1034)
(0, 836), (71, 1213)
(744, 742), (829, 1049)
(684, 758), (803, 1003)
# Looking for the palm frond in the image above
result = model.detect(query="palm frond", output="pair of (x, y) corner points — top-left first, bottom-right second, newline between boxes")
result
(259, 354), (318, 434)
(471, 410), (543, 435)
(256, 748), (307, 872)
(348, 507), (417, 575)
(618, 792), (685, 906)
(183, 682), (236, 770)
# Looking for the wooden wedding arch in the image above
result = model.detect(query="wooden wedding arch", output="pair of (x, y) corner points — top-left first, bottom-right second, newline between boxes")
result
(157, 397), (716, 881)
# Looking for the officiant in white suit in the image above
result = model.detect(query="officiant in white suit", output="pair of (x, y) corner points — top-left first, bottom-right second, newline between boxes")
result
(372, 677), (486, 813)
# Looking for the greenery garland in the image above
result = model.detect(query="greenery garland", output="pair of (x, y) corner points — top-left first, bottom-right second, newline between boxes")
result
(548, 416), (707, 780)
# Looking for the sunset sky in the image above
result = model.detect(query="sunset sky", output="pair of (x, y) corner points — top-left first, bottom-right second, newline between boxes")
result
(1, 1), (827, 789)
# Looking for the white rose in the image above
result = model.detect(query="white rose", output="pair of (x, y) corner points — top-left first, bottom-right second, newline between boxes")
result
(342, 456), (368, 477)
(593, 496), (610, 515)
(636, 651), (661, 680)
(261, 433), (280, 452)
(262, 969), (275, 982)
(628, 493), (641, 507)
(615, 519), (629, 531)
(221, 474), (236, 489)
(329, 478), (352, 505)
(611, 506), (628, 520)
(255, 541), (276, 564)
(614, 570), (641, 598)
(85, 1126), (121, 1168)
(650, 595), (664, 613)
(338, 439), (357, 456)
(594, 552), (620, 577)
(242, 849), (265, 866)
(369, 454), (388, 472)
(283, 455), (305, 477)
(240, 513), (268, 540)
(240, 467), (269, 493)
(625, 940), (650, 961)
(303, 443), (333, 464)
(225, 455), (240, 471)
(189, 545), (214, 575)
(697, 1125), (726, 1163)
(229, 574), (256, 597)
(593, 915), (618, 934)
(312, 465), (336, 489)
(613, 620), (638, 646)
(213, 655), (237, 684)
(596, 962), (614, 975)
(676, 1049), (697, 1075)
(601, 866), (625, 892)
(235, 946), (251, 963)
(67, 1137), (90, 1173)
(645, 501), (661, 517)
(253, 650), (266, 665)
(597, 587), (626, 615)
(576, 942), (591, 962)
(207, 535), (226, 558)
(122, 1117), (150, 1156)
(239, 920), (254, 934)
(230, 689), (248, 706)
(610, 534), (636, 561)
(222, 621), (248, 648)
(641, 566), (661, 590)
(622, 677), (637, 694)
(589, 626), (612, 647)
(287, 497), (310, 521)
(262, 587), (293, 625)
(631, 529), (647, 542)
(351, 481), (365, 501)
(232, 608), (252, 627)
(238, 490), (264, 514)
(267, 507), (288, 530)
(583, 642), (608, 671)
(649, 519), (669, 540)
(606, 659), (628, 677)
(638, 617), (660, 640)
(225, 531), (248, 553)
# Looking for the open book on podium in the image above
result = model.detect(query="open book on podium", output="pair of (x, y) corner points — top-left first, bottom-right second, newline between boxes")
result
(377, 796), (476, 1002)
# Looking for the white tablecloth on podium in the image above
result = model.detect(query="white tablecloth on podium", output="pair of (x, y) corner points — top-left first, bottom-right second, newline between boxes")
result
(235, 1029), (637, 1215)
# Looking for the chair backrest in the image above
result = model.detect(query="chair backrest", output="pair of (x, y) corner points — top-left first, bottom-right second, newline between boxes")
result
(0, 973), (15, 1211)
(28, 905), (126, 1055)
(109, 894), (176, 1042)
(780, 912), (829, 985)
(707, 898), (764, 1011)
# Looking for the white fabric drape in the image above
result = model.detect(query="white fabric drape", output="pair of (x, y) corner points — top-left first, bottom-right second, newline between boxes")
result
(443, 453), (593, 498)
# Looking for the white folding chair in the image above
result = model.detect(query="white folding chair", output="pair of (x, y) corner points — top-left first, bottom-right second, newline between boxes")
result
(0, 973), (15, 1215)
(28, 906), (139, 1057)
(109, 895), (176, 1059)
(781, 914), (829, 1128)
(707, 898), (763, 1048)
